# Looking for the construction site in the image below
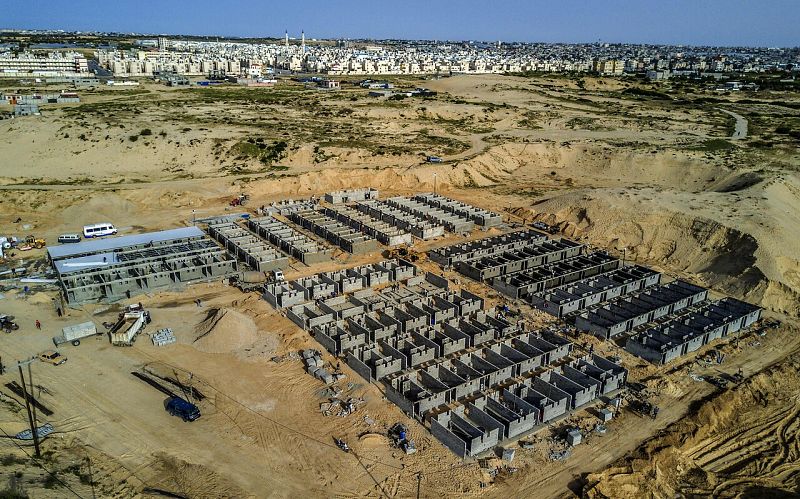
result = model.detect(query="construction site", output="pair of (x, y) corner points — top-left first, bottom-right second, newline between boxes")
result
(0, 185), (764, 470)
(0, 70), (797, 499)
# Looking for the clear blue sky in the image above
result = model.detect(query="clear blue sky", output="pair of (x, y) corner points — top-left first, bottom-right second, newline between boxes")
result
(4, 0), (798, 47)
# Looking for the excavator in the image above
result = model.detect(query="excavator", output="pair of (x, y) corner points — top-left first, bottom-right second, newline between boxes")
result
(385, 244), (424, 262)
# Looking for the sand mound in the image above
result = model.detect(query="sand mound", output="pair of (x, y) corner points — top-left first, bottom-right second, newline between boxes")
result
(584, 351), (800, 498)
(191, 307), (259, 354)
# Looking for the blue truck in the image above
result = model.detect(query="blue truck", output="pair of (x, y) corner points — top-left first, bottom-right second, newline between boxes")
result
(166, 397), (201, 422)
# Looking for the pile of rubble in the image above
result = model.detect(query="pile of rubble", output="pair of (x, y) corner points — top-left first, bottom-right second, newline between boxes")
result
(302, 349), (345, 385)
(319, 397), (364, 417)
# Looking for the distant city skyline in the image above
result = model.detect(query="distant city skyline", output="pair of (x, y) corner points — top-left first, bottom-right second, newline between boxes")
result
(3, 0), (799, 48)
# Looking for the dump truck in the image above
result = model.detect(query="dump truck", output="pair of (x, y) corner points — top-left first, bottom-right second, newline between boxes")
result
(109, 305), (150, 346)
(53, 321), (98, 346)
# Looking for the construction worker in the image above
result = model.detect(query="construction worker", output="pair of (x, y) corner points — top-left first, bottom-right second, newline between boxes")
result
(35, 320), (41, 330)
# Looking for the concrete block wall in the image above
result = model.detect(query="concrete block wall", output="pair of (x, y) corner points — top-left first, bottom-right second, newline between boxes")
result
(247, 216), (333, 264)
(385, 196), (475, 234)
(355, 200), (445, 240)
(492, 252), (620, 299)
(413, 193), (503, 228)
(430, 407), (502, 458)
(456, 239), (585, 282)
(575, 280), (710, 340)
(324, 188), (379, 204)
(56, 235), (236, 305)
(289, 209), (380, 254)
(625, 297), (762, 364)
(323, 204), (413, 247)
(530, 264), (662, 318)
(207, 222), (288, 272)
(523, 378), (572, 422)
(263, 282), (307, 308)
(429, 229), (547, 267)
(263, 198), (318, 216)
(473, 392), (539, 439)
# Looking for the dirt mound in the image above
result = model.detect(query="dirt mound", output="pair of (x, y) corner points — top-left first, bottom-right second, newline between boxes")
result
(191, 307), (259, 354)
(147, 453), (253, 498)
(584, 351), (800, 499)
(712, 171), (764, 192)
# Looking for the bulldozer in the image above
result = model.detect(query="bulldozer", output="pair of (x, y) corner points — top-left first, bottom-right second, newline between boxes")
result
(385, 244), (424, 263)
(22, 235), (46, 250)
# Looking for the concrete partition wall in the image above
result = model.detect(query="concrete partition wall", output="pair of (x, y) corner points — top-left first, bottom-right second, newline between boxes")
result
(346, 349), (374, 382)
(526, 379), (571, 422)
(431, 414), (468, 458)
(549, 372), (595, 408)
(425, 272), (450, 291)
(453, 408), (502, 456)
(384, 380), (416, 415)
(476, 393), (539, 439)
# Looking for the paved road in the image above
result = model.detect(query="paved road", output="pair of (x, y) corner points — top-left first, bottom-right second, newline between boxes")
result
(717, 108), (748, 140)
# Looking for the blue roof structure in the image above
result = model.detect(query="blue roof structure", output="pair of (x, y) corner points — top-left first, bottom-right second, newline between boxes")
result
(47, 226), (205, 261)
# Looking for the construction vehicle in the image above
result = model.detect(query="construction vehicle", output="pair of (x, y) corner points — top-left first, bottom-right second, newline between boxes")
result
(334, 437), (350, 453)
(388, 423), (417, 454)
(38, 350), (67, 366)
(385, 244), (424, 263)
(231, 269), (285, 292)
(18, 235), (46, 251)
(0, 315), (19, 332)
(532, 221), (559, 234)
(109, 304), (151, 346)
(230, 193), (249, 207)
(53, 321), (98, 347)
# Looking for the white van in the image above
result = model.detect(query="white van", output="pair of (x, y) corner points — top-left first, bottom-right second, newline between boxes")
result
(57, 234), (82, 244)
(83, 223), (117, 238)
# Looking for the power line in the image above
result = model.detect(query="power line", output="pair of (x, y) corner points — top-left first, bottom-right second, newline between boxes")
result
(0, 426), (84, 498)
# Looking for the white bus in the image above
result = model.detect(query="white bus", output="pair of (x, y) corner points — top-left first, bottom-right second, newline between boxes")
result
(83, 223), (117, 238)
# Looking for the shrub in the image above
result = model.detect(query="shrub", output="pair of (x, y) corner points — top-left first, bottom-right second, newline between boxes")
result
(140, 129), (152, 136)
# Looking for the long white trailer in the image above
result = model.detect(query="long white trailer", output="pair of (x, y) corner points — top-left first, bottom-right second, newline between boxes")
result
(53, 321), (98, 347)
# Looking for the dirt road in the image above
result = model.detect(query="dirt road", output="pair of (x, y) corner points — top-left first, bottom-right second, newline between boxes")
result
(717, 108), (748, 139)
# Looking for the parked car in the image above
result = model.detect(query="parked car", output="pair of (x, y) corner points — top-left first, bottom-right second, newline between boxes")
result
(57, 233), (82, 244)
(166, 397), (201, 422)
(0, 315), (19, 332)
(38, 350), (67, 366)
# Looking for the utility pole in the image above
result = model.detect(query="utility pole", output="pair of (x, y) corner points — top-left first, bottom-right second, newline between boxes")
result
(27, 362), (38, 439)
(86, 456), (96, 499)
(433, 173), (437, 196)
(416, 472), (422, 499)
(18, 363), (40, 457)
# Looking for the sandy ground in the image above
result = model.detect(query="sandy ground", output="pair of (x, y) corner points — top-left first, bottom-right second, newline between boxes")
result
(0, 73), (799, 498)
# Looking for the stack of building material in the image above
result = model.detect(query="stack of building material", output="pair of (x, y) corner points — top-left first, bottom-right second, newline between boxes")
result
(151, 328), (176, 347)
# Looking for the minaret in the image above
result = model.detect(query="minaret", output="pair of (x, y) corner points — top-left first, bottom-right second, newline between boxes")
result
(301, 31), (305, 51)
(285, 30), (289, 47)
